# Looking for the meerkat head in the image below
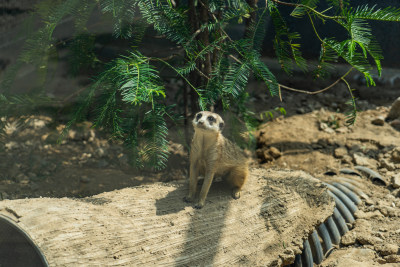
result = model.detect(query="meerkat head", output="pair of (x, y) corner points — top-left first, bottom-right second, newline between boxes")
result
(192, 111), (224, 133)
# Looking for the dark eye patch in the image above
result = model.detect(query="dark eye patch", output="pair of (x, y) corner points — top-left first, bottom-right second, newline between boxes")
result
(219, 122), (224, 130)
(207, 116), (215, 122)
(196, 113), (202, 121)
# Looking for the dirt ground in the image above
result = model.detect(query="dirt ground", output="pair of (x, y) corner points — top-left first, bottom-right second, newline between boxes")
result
(256, 107), (400, 265)
(1, 76), (400, 265)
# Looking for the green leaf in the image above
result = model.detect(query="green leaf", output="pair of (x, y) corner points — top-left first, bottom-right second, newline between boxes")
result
(270, 6), (308, 74)
(100, 0), (137, 38)
(351, 5), (400, 22)
(222, 62), (251, 99)
(291, 0), (319, 18)
(249, 56), (279, 97)
(141, 107), (169, 170)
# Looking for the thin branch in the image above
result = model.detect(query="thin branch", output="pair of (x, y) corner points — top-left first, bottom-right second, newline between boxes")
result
(61, 84), (90, 104)
(194, 66), (211, 80)
(269, 0), (344, 20)
(148, 54), (180, 61)
(307, 12), (323, 43)
(279, 67), (354, 95)
(228, 50), (355, 96)
(341, 76), (357, 125)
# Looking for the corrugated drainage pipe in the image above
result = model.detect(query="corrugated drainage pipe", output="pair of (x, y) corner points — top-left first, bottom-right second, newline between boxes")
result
(284, 176), (368, 267)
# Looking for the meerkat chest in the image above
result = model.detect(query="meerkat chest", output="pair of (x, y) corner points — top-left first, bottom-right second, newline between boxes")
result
(191, 133), (220, 162)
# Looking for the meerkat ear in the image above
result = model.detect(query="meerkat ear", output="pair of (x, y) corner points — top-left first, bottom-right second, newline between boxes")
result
(219, 122), (224, 131)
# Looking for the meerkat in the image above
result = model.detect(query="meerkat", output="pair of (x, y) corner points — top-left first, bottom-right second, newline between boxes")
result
(183, 111), (249, 209)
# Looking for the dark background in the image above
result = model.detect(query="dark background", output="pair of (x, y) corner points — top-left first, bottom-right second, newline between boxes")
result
(1, 0), (399, 98)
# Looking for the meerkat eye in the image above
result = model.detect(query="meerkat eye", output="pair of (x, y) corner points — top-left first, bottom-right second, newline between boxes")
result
(207, 116), (215, 122)
(196, 113), (202, 121)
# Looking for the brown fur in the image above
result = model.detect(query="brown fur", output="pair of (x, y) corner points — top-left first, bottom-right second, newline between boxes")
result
(184, 111), (249, 209)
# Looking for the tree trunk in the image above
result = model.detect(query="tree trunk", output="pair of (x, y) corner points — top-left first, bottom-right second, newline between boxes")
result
(0, 169), (334, 266)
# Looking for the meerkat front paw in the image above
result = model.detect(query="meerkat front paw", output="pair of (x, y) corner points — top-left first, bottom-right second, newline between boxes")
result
(194, 202), (204, 209)
(232, 188), (241, 199)
(183, 196), (193, 203)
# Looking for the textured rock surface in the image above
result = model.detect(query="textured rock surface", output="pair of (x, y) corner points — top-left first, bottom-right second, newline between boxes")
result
(0, 169), (334, 267)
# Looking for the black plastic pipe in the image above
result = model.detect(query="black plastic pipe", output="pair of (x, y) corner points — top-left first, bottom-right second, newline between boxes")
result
(317, 222), (333, 253)
(302, 239), (313, 267)
(355, 166), (386, 186)
(332, 182), (361, 205)
(325, 216), (341, 245)
(328, 191), (355, 223)
(332, 207), (349, 235)
(337, 180), (369, 200)
(310, 230), (324, 264)
(325, 183), (358, 214)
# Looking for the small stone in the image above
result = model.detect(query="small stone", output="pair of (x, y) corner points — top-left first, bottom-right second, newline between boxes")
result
(15, 173), (28, 183)
(357, 234), (383, 245)
(80, 153), (92, 160)
(268, 146), (281, 159)
(28, 118), (47, 129)
(255, 148), (263, 158)
(256, 148), (276, 162)
(5, 141), (19, 150)
(296, 108), (306, 114)
(353, 152), (378, 168)
(29, 183), (39, 191)
(319, 122), (328, 131)
(392, 174), (400, 189)
(354, 210), (383, 219)
(341, 155), (353, 164)
(386, 96), (400, 121)
(95, 147), (106, 158)
(80, 176), (91, 183)
(262, 150), (273, 162)
(389, 119), (400, 130)
(386, 207), (399, 217)
(364, 197), (374, 205)
(280, 248), (295, 265)
(391, 148), (400, 163)
(319, 122), (335, 134)
(45, 132), (60, 144)
(379, 158), (396, 171)
(384, 255), (400, 263)
(68, 129), (79, 140)
(341, 231), (356, 245)
(67, 122), (95, 141)
(335, 127), (348, 134)
(20, 179), (30, 185)
(378, 207), (388, 216)
(375, 243), (399, 256)
(334, 147), (348, 158)
(371, 116), (385, 126)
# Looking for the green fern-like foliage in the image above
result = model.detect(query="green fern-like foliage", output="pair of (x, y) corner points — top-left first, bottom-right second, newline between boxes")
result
(2, 0), (400, 169)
